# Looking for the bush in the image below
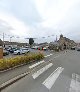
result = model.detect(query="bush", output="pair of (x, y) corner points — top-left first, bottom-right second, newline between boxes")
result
(0, 52), (44, 71)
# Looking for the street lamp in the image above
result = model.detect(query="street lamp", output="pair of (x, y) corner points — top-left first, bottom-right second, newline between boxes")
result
(10, 36), (14, 42)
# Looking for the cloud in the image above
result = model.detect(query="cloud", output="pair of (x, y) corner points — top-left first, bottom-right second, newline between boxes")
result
(0, 0), (80, 43)
(0, 0), (42, 26)
(0, 11), (31, 36)
(34, 0), (80, 41)
(35, 0), (77, 27)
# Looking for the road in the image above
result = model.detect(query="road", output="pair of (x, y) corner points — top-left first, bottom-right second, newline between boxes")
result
(1, 50), (80, 92)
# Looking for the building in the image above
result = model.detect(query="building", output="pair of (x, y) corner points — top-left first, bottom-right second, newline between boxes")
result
(3, 41), (29, 48)
(38, 42), (49, 48)
(49, 34), (76, 51)
(49, 41), (59, 50)
(58, 34), (76, 50)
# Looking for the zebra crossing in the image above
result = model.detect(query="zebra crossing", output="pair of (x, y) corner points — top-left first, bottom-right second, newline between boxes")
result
(29, 61), (80, 91)
(69, 73), (80, 92)
(29, 60), (45, 69)
(42, 67), (64, 90)
(32, 63), (53, 79)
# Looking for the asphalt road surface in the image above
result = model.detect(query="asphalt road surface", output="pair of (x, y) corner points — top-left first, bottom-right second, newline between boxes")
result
(1, 50), (80, 92)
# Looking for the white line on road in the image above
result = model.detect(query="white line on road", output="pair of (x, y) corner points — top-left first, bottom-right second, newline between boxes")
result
(32, 63), (53, 79)
(69, 73), (80, 92)
(42, 67), (64, 90)
(29, 60), (45, 69)
(44, 54), (53, 57)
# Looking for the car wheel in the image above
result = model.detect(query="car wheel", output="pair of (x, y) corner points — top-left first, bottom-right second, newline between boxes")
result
(18, 52), (20, 55)
(27, 51), (29, 53)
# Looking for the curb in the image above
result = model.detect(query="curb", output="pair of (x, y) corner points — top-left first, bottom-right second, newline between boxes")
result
(0, 71), (30, 91)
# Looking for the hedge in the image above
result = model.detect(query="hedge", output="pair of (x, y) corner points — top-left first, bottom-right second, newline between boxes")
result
(0, 52), (44, 71)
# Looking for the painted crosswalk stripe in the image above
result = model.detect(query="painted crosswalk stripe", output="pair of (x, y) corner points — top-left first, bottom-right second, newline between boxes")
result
(69, 73), (80, 92)
(32, 63), (53, 79)
(44, 54), (53, 57)
(29, 60), (45, 69)
(42, 67), (64, 90)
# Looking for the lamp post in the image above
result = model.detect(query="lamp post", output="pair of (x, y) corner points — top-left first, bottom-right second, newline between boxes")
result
(10, 36), (14, 42)
(3, 33), (4, 47)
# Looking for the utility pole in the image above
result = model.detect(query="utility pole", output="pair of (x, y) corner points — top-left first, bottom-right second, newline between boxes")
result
(56, 35), (57, 42)
(10, 37), (11, 42)
(10, 37), (12, 42)
(3, 33), (4, 47)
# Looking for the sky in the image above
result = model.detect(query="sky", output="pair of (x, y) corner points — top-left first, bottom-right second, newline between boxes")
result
(0, 0), (80, 43)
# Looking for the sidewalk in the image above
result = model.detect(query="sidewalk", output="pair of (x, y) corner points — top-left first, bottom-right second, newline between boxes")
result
(0, 63), (32, 85)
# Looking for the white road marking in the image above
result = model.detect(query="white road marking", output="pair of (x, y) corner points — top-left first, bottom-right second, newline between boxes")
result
(32, 63), (53, 79)
(29, 60), (45, 69)
(69, 73), (80, 92)
(42, 67), (64, 90)
(44, 54), (53, 57)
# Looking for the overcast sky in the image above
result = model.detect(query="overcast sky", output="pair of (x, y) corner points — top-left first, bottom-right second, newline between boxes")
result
(0, 0), (80, 43)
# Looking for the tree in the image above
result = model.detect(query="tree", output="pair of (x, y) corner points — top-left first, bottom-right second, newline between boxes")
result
(29, 38), (34, 46)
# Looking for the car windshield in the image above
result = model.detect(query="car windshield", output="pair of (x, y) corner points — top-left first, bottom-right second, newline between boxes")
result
(0, 0), (80, 92)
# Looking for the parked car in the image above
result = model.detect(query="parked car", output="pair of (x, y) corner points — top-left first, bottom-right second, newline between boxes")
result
(31, 46), (39, 49)
(25, 46), (29, 48)
(9, 49), (14, 53)
(7, 48), (18, 53)
(13, 49), (23, 55)
(21, 48), (30, 54)
(3, 50), (9, 56)
(6, 48), (11, 51)
(42, 47), (47, 51)
(71, 47), (75, 50)
(77, 49), (80, 51)
(14, 48), (29, 55)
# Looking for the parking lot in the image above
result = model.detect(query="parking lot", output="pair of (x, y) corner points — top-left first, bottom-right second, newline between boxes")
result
(3, 48), (52, 59)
